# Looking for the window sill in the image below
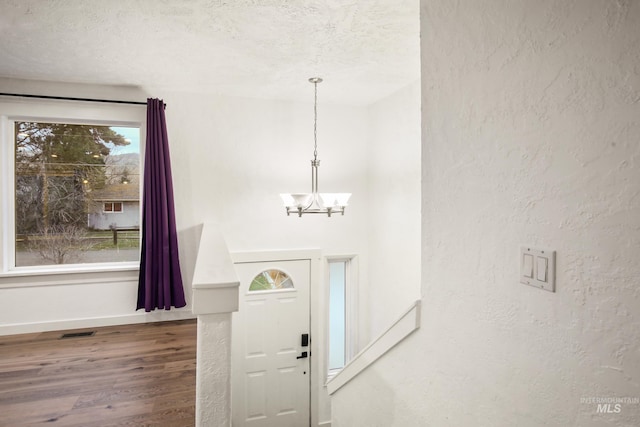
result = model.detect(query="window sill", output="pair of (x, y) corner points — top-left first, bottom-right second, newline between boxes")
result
(0, 262), (139, 288)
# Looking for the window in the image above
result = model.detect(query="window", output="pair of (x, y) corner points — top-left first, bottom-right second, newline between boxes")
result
(249, 269), (294, 291)
(13, 122), (141, 268)
(104, 202), (123, 213)
(0, 99), (144, 274)
(327, 257), (357, 376)
(329, 261), (346, 370)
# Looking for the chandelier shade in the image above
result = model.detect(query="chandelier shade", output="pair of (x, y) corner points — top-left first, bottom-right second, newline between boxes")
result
(280, 78), (351, 217)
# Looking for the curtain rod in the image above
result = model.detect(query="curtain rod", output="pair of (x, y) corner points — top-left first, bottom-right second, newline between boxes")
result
(0, 92), (148, 106)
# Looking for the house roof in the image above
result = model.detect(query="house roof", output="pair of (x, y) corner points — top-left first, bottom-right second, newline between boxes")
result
(90, 184), (140, 202)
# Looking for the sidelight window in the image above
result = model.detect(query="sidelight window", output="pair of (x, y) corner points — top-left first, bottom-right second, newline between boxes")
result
(327, 257), (357, 376)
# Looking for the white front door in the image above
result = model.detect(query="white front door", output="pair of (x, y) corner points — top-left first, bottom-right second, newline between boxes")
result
(232, 259), (311, 427)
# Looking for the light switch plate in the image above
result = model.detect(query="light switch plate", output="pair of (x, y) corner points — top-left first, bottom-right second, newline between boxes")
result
(520, 247), (556, 292)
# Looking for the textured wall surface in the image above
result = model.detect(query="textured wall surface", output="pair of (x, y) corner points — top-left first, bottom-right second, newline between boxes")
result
(196, 314), (232, 427)
(366, 81), (422, 339)
(333, 0), (640, 426)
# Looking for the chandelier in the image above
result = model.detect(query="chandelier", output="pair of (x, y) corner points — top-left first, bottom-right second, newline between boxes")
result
(280, 78), (351, 217)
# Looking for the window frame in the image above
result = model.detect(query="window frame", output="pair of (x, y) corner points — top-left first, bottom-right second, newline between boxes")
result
(103, 202), (124, 213)
(325, 255), (358, 380)
(0, 98), (145, 278)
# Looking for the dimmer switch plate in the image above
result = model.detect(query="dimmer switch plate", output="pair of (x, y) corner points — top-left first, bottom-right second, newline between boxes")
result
(520, 247), (555, 292)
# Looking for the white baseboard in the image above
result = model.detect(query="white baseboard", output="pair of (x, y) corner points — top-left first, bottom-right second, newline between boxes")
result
(318, 421), (332, 427)
(0, 310), (196, 336)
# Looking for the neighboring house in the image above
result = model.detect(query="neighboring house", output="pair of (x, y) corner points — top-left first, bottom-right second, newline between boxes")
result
(88, 184), (139, 230)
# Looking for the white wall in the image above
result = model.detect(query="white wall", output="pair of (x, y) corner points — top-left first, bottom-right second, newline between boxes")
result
(162, 90), (369, 256)
(332, 1), (640, 426)
(0, 86), (189, 333)
(366, 81), (421, 339)
(0, 73), (423, 348)
(0, 81), (373, 425)
(0, 79), (370, 337)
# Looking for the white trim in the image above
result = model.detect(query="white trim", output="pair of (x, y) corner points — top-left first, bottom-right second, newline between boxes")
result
(0, 309), (195, 336)
(324, 255), (359, 381)
(0, 262), (139, 282)
(232, 248), (321, 264)
(0, 97), (145, 275)
(1, 114), (16, 270)
(345, 257), (358, 362)
(326, 300), (421, 395)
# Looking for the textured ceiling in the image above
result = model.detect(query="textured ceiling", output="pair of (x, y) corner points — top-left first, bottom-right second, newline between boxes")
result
(0, 0), (420, 105)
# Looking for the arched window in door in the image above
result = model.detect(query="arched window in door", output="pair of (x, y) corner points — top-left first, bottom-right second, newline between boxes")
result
(249, 269), (294, 291)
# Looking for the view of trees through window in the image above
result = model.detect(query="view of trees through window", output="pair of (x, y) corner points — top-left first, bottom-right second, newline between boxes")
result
(14, 122), (141, 267)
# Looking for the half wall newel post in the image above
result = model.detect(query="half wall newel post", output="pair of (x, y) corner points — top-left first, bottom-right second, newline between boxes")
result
(191, 224), (240, 427)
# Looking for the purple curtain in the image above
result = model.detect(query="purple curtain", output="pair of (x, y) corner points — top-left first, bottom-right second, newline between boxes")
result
(137, 98), (186, 312)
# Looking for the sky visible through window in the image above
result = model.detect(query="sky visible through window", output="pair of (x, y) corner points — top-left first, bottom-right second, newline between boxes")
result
(110, 126), (140, 155)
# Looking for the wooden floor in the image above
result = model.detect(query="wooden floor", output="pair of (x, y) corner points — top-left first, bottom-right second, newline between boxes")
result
(0, 319), (197, 427)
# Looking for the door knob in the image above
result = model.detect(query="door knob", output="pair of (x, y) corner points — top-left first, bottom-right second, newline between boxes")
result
(296, 351), (308, 359)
